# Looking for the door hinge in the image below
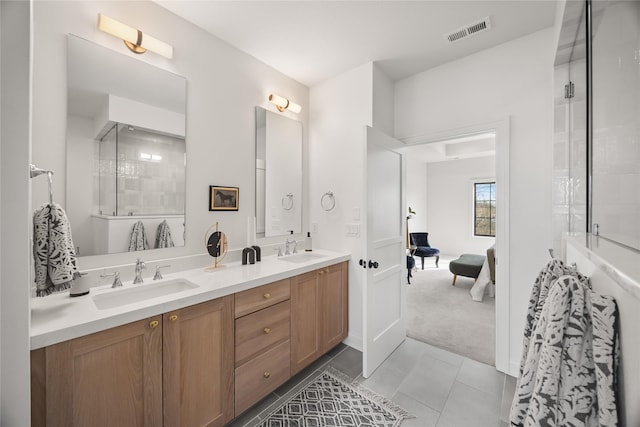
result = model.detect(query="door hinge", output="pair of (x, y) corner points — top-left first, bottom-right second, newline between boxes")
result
(564, 81), (575, 99)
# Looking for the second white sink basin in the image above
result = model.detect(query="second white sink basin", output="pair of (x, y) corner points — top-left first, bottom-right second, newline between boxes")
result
(92, 278), (199, 310)
(279, 252), (326, 263)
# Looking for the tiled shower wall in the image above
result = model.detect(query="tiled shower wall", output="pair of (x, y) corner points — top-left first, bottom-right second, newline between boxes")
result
(98, 124), (186, 216)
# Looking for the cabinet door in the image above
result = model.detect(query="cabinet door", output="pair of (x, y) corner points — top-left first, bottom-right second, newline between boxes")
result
(320, 262), (349, 352)
(290, 270), (321, 375)
(163, 296), (234, 427)
(32, 316), (163, 427)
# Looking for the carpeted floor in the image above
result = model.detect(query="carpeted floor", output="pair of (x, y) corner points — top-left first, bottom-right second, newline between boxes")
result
(406, 260), (496, 365)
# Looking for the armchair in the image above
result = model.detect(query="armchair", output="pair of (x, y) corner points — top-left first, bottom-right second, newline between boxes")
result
(409, 232), (440, 269)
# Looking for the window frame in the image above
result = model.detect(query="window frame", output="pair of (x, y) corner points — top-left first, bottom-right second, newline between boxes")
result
(473, 180), (496, 237)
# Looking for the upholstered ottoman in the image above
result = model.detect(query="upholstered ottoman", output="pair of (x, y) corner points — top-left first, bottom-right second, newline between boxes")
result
(449, 254), (486, 286)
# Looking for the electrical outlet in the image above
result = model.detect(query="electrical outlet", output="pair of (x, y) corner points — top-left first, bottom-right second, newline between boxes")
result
(312, 222), (319, 233)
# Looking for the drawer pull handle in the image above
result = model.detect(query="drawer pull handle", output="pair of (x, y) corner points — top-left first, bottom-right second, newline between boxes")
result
(149, 320), (159, 329)
(263, 327), (271, 334)
(263, 372), (271, 379)
(263, 293), (271, 299)
(169, 314), (178, 322)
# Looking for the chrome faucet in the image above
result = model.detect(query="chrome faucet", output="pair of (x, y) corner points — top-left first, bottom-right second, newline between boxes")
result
(153, 265), (171, 280)
(134, 258), (146, 284)
(285, 238), (297, 255)
(101, 271), (123, 288)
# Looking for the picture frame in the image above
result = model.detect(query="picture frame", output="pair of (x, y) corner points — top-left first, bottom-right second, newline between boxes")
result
(209, 186), (239, 211)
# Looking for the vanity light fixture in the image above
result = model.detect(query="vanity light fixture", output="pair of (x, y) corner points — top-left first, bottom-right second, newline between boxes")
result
(98, 14), (173, 59)
(268, 94), (302, 114)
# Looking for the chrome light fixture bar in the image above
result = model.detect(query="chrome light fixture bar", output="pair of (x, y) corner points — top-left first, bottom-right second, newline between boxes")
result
(98, 14), (173, 59)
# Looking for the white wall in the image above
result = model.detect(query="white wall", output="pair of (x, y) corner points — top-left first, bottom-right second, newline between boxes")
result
(309, 62), (374, 350)
(372, 64), (394, 136)
(424, 157), (495, 256)
(31, 1), (309, 272)
(1, 1), (31, 424)
(406, 157), (428, 234)
(395, 28), (555, 374)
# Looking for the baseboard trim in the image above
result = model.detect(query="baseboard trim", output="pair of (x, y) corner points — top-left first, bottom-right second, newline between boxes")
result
(343, 334), (363, 352)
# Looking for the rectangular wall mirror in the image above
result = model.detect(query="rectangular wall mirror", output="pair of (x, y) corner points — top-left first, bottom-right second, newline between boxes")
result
(255, 107), (303, 237)
(66, 34), (187, 256)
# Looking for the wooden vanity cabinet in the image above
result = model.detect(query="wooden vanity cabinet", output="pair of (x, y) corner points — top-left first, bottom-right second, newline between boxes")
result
(234, 279), (291, 415)
(31, 316), (163, 427)
(163, 296), (235, 427)
(291, 261), (348, 375)
(31, 295), (234, 427)
(31, 262), (348, 426)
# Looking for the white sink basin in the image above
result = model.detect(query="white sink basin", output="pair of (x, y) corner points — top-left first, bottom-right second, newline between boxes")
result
(92, 279), (199, 310)
(279, 252), (326, 263)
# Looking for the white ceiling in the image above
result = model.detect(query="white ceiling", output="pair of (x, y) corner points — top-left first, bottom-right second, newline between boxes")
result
(406, 132), (496, 163)
(157, 0), (557, 86)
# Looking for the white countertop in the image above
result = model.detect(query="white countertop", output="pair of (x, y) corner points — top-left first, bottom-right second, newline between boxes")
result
(31, 250), (350, 350)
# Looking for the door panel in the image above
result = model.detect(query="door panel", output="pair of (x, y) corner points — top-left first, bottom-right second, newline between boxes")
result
(363, 126), (406, 378)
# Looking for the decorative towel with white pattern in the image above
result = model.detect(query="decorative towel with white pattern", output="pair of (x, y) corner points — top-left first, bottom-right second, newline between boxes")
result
(33, 203), (79, 296)
(510, 263), (619, 427)
(154, 220), (174, 249)
(128, 220), (149, 251)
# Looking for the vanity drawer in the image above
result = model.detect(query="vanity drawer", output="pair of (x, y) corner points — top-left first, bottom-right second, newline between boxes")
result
(236, 300), (290, 366)
(235, 340), (291, 415)
(235, 279), (290, 318)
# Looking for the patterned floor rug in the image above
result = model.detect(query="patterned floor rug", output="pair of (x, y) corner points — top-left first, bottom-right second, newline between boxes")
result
(257, 367), (412, 427)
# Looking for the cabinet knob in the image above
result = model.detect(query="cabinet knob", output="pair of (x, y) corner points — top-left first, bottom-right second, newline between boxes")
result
(263, 371), (271, 379)
(263, 327), (271, 334)
(319, 270), (325, 275)
(169, 314), (178, 322)
(149, 320), (159, 329)
(263, 293), (271, 299)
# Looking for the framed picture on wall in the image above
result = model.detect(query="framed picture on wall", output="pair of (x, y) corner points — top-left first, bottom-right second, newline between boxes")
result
(209, 186), (239, 211)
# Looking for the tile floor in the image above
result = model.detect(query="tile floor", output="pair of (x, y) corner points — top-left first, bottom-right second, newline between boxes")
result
(229, 338), (517, 427)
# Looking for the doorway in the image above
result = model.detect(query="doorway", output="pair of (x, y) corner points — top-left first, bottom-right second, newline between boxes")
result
(401, 119), (510, 373)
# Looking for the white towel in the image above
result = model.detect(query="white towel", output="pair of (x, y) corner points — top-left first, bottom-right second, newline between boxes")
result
(128, 220), (149, 251)
(33, 203), (79, 296)
(154, 220), (174, 249)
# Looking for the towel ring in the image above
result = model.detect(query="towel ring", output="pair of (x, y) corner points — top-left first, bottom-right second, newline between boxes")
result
(321, 191), (335, 211)
(282, 193), (294, 211)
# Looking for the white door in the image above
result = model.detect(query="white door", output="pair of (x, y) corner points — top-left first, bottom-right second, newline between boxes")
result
(362, 126), (406, 378)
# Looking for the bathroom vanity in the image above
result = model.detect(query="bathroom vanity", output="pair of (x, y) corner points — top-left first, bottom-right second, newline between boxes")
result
(30, 251), (349, 426)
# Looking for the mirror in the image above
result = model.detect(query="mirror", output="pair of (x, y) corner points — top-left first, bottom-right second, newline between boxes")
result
(66, 34), (187, 256)
(255, 107), (302, 237)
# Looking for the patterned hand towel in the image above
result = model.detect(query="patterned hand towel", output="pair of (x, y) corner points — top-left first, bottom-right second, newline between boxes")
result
(128, 220), (149, 251)
(33, 203), (79, 296)
(154, 220), (174, 249)
(510, 274), (619, 427)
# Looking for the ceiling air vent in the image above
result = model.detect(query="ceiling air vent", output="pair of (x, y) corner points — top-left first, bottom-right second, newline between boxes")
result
(445, 16), (492, 44)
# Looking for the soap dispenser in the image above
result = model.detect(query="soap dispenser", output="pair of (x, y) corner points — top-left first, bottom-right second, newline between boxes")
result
(305, 232), (313, 252)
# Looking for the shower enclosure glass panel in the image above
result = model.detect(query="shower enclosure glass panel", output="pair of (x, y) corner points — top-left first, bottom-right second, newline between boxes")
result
(99, 124), (117, 216)
(98, 123), (186, 216)
(591, 1), (640, 250)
